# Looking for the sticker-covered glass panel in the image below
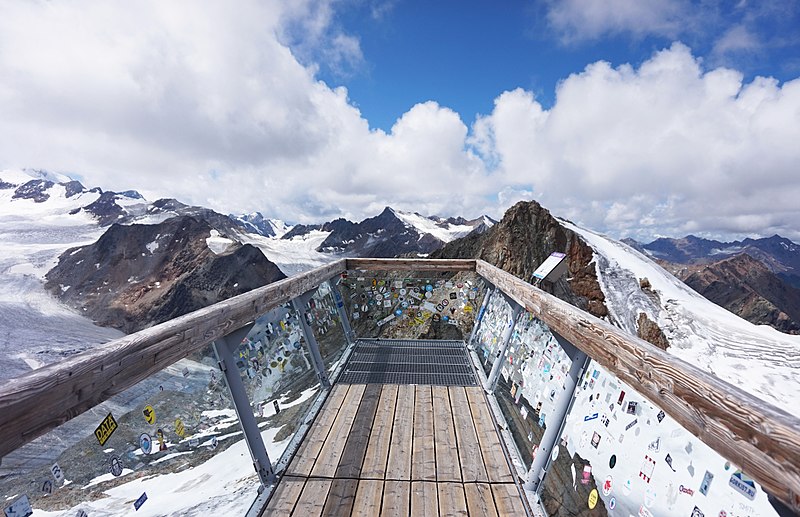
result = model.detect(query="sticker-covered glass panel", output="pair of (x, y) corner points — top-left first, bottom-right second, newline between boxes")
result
(493, 312), (573, 469)
(540, 361), (782, 517)
(0, 342), (260, 516)
(474, 289), (513, 376)
(305, 279), (348, 374)
(340, 270), (484, 340)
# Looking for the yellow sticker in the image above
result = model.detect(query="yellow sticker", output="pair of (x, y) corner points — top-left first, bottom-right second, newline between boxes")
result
(588, 488), (598, 509)
(94, 412), (118, 446)
(175, 418), (185, 438)
(142, 405), (156, 425)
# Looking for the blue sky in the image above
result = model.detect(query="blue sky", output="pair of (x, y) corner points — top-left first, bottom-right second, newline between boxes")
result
(0, 0), (799, 241)
(312, 0), (800, 132)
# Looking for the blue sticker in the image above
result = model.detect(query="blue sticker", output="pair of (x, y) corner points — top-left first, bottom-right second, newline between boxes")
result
(134, 492), (148, 511)
(584, 413), (599, 422)
(425, 284), (433, 292)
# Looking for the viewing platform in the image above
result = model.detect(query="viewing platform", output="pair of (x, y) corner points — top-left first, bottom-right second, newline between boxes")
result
(1, 259), (798, 517)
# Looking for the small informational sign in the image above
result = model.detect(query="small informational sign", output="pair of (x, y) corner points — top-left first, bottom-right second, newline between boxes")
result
(76, 510), (88, 517)
(94, 412), (118, 446)
(532, 252), (568, 282)
(588, 488), (598, 509)
(174, 419), (185, 438)
(50, 463), (65, 484)
(3, 495), (33, 517)
(133, 492), (148, 511)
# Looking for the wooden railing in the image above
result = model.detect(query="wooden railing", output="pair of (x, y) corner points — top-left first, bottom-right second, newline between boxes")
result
(0, 258), (798, 510)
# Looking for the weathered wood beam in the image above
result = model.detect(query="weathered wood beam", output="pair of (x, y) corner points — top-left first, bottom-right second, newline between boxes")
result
(475, 259), (800, 509)
(0, 259), (347, 459)
(345, 258), (476, 272)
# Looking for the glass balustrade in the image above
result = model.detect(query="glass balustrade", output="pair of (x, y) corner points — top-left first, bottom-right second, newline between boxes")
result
(339, 270), (485, 341)
(539, 360), (782, 517)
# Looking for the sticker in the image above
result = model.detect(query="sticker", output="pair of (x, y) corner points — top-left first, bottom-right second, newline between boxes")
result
(175, 418), (186, 438)
(665, 453), (676, 471)
(588, 488), (598, 509)
(156, 428), (167, 451)
(639, 455), (656, 483)
(638, 505), (654, 517)
(728, 470), (756, 500)
(182, 366), (190, 377)
(657, 410), (666, 422)
(648, 437), (660, 452)
(140, 433), (153, 455)
(617, 390), (626, 405)
(698, 471), (714, 495)
(94, 412), (118, 446)
(209, 436), (218, 450)
(50, 463), (65, 484)
(623, 479), (633, 495)
(520, 407), (528, 420)
(645, 487), (657, 507)
(551, 446), (559, 462)
(591, 432), (601, 448)
(77, 511), (88, 517)
(626, 418), (638, 431)
(609, 454), (617, 469)
(584, 413), (598, 422)
(110, 456), (124, 477)
(602, 475), (613, 496)
(134, 492), (148, 511)
(627, 401), (638, 414)
(581, 465), (592, 484)
(609, 497), (616, 510)
(142, 405), (156, 425)
(679, 485), (694, 495)
(3, 495), (33, 517)
(691, 507), (705, 517)
(41, 479), (53, 494)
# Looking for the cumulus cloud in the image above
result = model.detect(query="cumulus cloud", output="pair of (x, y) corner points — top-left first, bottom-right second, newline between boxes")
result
(0, 3), (798, 242)
(473, 43), (800, 241)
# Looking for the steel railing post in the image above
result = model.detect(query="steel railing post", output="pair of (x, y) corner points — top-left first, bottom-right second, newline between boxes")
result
(292, 293), (332, 389)
(467, 285), (494, 349)
(328, 278), (355, 345)
(484, 297), (523, 393)
(523, 331), (590, 493)
(213, 324), (276, 487)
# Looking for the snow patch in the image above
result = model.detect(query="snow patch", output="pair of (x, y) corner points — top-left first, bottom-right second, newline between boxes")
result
(206, 229), (234, 255)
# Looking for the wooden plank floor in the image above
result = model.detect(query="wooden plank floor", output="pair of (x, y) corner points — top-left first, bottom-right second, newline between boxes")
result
(263, 383), (527, 516)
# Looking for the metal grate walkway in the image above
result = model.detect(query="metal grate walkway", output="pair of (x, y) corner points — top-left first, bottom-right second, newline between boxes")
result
(337, 339), (478, 386)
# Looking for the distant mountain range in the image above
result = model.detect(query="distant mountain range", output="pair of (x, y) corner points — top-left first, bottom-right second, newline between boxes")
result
(625, 234), (800, 334)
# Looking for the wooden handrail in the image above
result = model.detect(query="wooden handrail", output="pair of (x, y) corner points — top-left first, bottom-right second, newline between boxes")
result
(346, 258), (476, 271)
(0, 259), (347, 459)
(475, 259), (800, 510)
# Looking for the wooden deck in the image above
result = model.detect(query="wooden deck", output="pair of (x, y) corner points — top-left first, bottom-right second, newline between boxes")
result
(262, 383), (528, 516)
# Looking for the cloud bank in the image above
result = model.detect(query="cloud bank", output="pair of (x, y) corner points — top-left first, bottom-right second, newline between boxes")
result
(0, 1), (798, 241)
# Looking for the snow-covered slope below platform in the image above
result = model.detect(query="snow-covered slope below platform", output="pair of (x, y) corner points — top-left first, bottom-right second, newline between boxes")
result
(562, 220), (800, 413)
(242, 230), (337, 276)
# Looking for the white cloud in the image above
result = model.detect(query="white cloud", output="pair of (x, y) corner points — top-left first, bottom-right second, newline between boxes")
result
(545, 0), (692, 42)
(0, 3), (798, 242)
(474, 43), (800, 241)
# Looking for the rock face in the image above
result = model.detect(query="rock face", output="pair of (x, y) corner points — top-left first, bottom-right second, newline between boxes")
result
(637, 312), (670, 350)
(433, 201), (608, 319)
(12, 179), (55, 202)
(45, 216), (286, 333)
(677, 253), (800, 334)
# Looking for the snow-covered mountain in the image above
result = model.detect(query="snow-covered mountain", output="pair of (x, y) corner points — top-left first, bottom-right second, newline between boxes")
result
(230, 212), (291, 238)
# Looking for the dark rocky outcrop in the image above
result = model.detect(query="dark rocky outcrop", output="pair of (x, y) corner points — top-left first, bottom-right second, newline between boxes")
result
(432, 201), (608, 319)
(12, 179), (54, 202)
(637, 312), (670, 350)
(45, 216), (285, 333)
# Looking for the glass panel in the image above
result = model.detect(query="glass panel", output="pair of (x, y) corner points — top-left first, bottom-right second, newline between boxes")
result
(493, 312), (573, 470)
(0, 342), (259, 516)
(237, 302), (322, 447)
(474, 289), (513, 376)
(0, 304), (323, 517)
(305, 279), (348, 374)
(340, 270), (485, 341)
(540, 360), (782, 517)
